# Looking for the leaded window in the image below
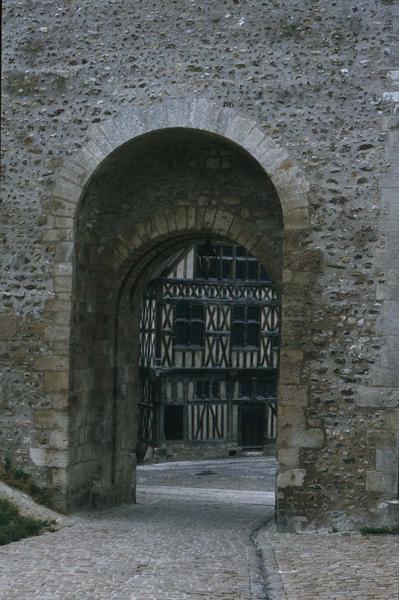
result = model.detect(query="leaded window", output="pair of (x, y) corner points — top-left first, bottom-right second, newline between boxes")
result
(231, 305), (260, 348)
(196, 380), (220, 399)
(174, 303), (204, 347)
(195, 242), (269, 281)
(256, 378), (276, 398)
(239, 379), (253, 398)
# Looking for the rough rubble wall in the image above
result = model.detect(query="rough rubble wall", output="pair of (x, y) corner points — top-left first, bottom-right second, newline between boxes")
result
(371, 1), (399, 526)
(1, 0), (398, 526)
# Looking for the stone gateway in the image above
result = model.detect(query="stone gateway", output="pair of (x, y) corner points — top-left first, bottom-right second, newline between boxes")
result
(1, 0), (398, 531)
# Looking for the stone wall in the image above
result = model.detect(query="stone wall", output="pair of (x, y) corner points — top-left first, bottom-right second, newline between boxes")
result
(1, 0), (398, 528)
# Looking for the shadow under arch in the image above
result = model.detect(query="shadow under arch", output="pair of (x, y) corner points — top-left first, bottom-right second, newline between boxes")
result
(68, 127), (284, 510)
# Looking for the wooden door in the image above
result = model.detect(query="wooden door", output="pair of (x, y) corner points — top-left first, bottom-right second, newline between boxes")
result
(240, 403), (265, 448)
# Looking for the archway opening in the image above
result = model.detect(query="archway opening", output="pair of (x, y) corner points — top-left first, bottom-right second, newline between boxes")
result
(69, 127), (283, 510)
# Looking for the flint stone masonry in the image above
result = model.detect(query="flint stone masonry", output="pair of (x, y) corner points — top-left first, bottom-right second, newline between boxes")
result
(1, 0), (398, 529)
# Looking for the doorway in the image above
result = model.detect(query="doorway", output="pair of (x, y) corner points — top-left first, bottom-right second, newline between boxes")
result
(240, 403), (266, 449)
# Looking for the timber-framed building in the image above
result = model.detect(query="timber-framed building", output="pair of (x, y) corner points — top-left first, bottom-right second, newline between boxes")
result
(138, 241), (280, 460)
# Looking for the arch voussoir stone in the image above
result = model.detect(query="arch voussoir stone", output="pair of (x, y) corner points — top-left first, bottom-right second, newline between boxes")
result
(223, 114), (257, 145)
(258, 145), (290, 177)
(59, 97), (311, 236)
(96, 206), (282, 288)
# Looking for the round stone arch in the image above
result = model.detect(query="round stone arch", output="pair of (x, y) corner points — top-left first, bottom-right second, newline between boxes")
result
(40, 98), (319, 520)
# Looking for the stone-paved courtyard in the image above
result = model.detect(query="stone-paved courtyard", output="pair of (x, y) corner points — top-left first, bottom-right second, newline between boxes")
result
(1, 457), (398, 599)
(0, 457), (274, 600)
(264, 528), (399, 600)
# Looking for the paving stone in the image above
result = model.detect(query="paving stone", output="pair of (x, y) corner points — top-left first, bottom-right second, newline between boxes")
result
(1, 457), (398, 600)
(0, 477), (271, 599)
(263, 529), (399, 600)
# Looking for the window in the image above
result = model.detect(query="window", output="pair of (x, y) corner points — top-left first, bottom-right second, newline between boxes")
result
(195, 242), (269, 282)
(196, 380), (220, 399)
(174, 303), (204, 347)
(164, 405), (184, 440)
(235, 247), (266, 281)
(256, 378), (276, 398)
(195, 243), (225, 279)
(239, 379), (252, 398)
(231, 305), (260, 348)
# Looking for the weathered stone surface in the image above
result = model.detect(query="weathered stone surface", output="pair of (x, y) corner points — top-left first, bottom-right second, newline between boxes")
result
(265, 528), (399, 600)
(356, 387), (399, 408)
(366, 471), (397, 495)
(1, 0), (398, 530)
(376, 447), (399, 473)
(279, 385), (308, 406)
(0, 314), (18, 340)
(278, 469), (306, 488)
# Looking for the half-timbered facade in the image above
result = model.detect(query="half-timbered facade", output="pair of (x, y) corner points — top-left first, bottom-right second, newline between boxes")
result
(138, 241), (280, 460)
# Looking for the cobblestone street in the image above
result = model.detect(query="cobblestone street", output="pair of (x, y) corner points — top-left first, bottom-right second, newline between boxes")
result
(263, 528), (399, 600)
(0, 458), (275, 600)
(1, 457), (398, 599)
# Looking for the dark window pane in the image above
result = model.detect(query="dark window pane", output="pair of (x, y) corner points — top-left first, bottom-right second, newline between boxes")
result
(196, 257), (206, 278)
(259, 266), (269, 280)
(191, 304), (203, 319)
(235, 260), (246, 279)
(247, 306), (259, 321)
(175, 304), (189, 319)
(248, 261), (257, 279)
(198, 244), (220, 258)
(236, 246), (247, 257)
(222, 245), (233, 257)
(256, 379), (265, 396)
(197, 244), (211, 258)
(175, 321), (188, 345)
(222, 259), (232, 279)
(256, 379), (269, 396)
(232, 305), (245, 321)
(231, 323), (245, 346)
(164, 405), (184, 440)
(209, 257), (219, 278)
(247, 323), (259, 346)
(190, 321), (204, 345)
(257, 379), (276, 397)
(239, 380), (252, 397)
(211, 380), (220, 398)
(196, 381), (209, 398)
